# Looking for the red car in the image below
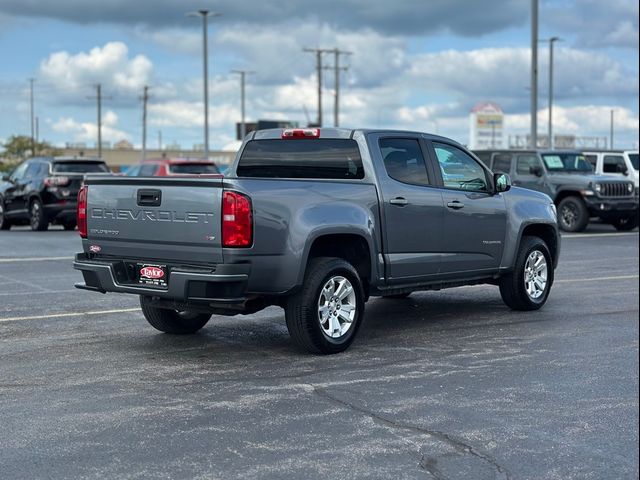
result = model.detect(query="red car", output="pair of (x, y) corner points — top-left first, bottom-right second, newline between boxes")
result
(125, 158), (221, 177)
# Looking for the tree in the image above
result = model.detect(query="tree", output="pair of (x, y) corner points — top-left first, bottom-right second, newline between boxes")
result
(0, 135), (62, 160)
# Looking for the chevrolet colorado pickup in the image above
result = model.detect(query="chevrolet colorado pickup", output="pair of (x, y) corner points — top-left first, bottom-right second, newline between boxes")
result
(74, 128), (560, 354)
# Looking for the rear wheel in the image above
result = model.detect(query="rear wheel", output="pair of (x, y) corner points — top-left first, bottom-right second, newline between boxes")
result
(139, 296), (212, 334)
(611, 215), (638, 231)
(557, 196), (589, 232)
(29, 199), (49, 231)
(285, 257), (365, 354)
(499, 236), (554, 311)
(0, 198), (11, 230)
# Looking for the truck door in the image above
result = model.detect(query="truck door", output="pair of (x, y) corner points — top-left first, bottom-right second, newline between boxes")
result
(429, 141), (507, 274)
(4, 162), (31, 215)
(370, 135), (444, 282)
(514, 153), (546, 193)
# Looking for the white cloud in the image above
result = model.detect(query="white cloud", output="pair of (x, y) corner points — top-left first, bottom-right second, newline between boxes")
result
(148, 101), (239, 129)
(39, 42), (153, 96)
(49, 110), (130, 143)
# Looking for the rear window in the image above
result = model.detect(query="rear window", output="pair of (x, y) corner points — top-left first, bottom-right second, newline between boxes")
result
(169, 163), (220, 175)
(53, 162), (108, 173)
(237, 139), (364, 179)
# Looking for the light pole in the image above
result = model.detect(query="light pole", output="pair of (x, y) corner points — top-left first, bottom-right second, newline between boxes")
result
(187, 10), (221, 159)
(545, 37), (561, 149)
(231, 70), (255, 139)
(530, 0), (538, 149)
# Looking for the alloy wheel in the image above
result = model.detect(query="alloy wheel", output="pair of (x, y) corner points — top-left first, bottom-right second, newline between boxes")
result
(317, 275), (357, 338)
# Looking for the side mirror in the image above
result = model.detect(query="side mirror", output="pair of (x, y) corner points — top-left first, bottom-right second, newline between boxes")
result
(1, 174), (11, 182)
(529, 165), (543, 177)
(494, 173), (511, 193)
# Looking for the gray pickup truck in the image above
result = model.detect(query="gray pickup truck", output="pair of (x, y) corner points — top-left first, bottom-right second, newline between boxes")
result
(74, 128), (560, 354)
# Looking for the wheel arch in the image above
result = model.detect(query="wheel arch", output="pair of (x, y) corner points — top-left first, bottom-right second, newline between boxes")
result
(516, 222), (560, 270)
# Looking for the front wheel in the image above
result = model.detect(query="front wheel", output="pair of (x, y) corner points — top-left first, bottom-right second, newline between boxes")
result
(140, 296), (212, 334)
(499, 236), (554, 311)
(557, 196), (589, 232)
(285, 257), (365, 354)
(611, 215), (638, 231)
(29, 199), (49, 231)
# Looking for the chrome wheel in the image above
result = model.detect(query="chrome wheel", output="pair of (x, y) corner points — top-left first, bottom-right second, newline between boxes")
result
(317, 275), (357, 338)
(524, 250), (548, 300)
(560, 203), (577, 230)
(30, 202), (41, 229)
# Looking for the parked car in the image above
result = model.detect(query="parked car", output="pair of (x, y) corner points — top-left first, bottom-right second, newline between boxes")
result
(0, 157), (109, 231)
(125, 158), (221, 176)
(582, 150), (639, 189)
(74, 128), (560, 354)
(473, 149), (638, 232)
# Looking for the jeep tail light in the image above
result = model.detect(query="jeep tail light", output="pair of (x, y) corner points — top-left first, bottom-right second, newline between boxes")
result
(77, 185), (88, 238)
(222, 190), (252, 247)
(44, 176), (70, 187)
(282, 128), (320, 138)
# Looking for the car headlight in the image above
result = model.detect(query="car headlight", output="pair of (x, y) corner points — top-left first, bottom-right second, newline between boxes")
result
(594, 183), (603, 194)
(628, 183), (634, 193)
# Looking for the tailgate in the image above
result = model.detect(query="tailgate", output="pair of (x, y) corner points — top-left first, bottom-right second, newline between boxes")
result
(84, 176), (223, 264)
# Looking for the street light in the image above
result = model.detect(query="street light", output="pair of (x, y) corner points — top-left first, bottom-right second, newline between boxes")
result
(187, 10), (222, 159)
(544, 36), (562, 149)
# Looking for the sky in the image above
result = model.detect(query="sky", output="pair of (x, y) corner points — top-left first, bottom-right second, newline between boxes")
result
(0, 0), (638, 151)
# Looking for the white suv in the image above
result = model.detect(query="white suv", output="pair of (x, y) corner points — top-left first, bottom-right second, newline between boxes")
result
(583, 150), (639, 189)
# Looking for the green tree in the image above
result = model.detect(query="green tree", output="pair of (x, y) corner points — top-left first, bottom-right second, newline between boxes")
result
(0, 135), (62, 160)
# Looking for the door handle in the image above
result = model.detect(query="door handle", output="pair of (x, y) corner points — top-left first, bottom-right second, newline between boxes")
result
(446, 201), (465, 210)
(389, 197), (408, 206)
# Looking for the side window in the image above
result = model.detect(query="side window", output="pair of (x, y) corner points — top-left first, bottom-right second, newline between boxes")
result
(25, 163), (41, 179)
(433, 142), (489, 192)
(516, 155), (542, 175)
(491, 154), (512, 174)
(10, 162), (29, 181)
(379, 138), (430, 186)
(603, 155), (626, 174)
(584, 155), (597, 170)
(138, 164), (159, 176)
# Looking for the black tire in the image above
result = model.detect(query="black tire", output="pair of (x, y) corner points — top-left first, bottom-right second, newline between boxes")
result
(0, 197), (11, 230)
(499, 236), (554, 311)
(557, 196), (589, 232)
(382, 292), (411, 299)
(139, 296), (212, 334)
(29, 199), (49, 231)
(62, 221), (76, 231)
(611, 216), (638, 231)
(285, 257), (365, 354)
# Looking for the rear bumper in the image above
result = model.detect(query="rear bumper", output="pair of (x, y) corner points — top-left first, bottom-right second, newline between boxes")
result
(44, 202), (77, 222)
(73, 253), (250, 304)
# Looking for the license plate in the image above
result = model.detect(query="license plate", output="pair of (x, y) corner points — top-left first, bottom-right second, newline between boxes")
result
(137, 264), (168, 288)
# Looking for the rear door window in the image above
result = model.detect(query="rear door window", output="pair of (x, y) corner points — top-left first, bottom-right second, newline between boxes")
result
(237, 139), (364, 179)
(516, 155), (543, 175)
(491, 154), (512, 174)
(53, 162), (108, 173)
(379, 138), (430, 186)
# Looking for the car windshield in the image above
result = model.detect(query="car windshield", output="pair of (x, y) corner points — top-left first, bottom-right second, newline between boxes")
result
(629, 153), (639, 171)
(53, 162), (109, 173)
(169, 163), (220, 174)
(541, 153), (592, 172)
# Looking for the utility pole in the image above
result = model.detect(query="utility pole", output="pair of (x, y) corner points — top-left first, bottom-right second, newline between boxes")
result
(29, 78), (35, 155)
(542, 37), (561, 149)
(231, 70), (255, 139)
(304, 47), (332, 127)
(610, 109), (614, 149)
(187, 10), (222, 159)
(87, 84), (111, 158)
(141, 85), (150, 160)
(158, 130), (162, 150)
(530, 0), (539, 149)
(323, 48), (352, 127)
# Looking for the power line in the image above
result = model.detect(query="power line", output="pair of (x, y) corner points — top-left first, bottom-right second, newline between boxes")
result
(303, 47), (333, 127)
(323, 48), (352, 127)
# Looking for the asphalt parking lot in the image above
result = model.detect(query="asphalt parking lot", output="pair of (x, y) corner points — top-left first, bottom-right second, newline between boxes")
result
(0, 225), (638, 480)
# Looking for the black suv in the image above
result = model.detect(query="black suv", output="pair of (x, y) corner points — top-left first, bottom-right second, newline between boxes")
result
(0, 157), (109, 231)
(473, 149), (638, 232)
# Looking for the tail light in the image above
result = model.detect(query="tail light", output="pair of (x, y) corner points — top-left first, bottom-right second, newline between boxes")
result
(77, 185), (88, 238)
(282, 128), (320, 138)
(222, 190), (252, 247)
(44, 176), (70, 187)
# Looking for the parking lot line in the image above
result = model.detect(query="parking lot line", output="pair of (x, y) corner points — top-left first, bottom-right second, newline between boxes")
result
(555, 274), (639, 283)
(0, 256), (75, 263)
(562, 232), (639, 239)
(0, 308), (140, 323)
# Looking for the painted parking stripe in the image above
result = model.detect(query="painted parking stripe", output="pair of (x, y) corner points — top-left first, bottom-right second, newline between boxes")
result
(554, 274), (639, 283)
(0, 256), (74, 263)
(0, 308), (140, 323)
